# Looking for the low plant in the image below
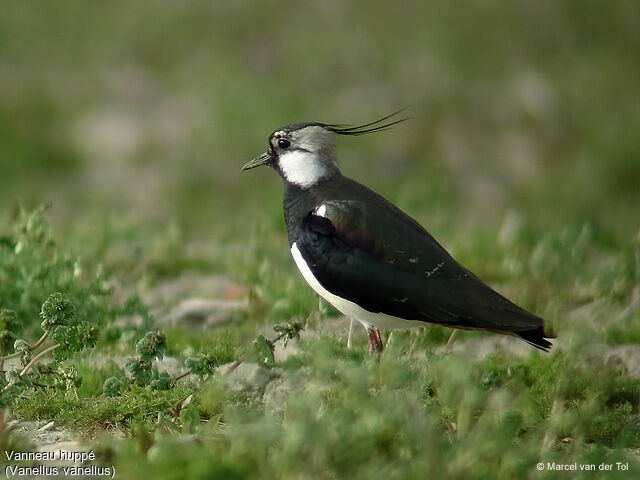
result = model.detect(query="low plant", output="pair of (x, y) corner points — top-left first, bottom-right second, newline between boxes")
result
(254, 319), (305, 366)
(103, 330), (219, 398)
(1, 293), (99, 394)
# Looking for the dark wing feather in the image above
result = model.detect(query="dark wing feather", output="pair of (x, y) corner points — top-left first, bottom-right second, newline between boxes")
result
(296, 198), (551, 350)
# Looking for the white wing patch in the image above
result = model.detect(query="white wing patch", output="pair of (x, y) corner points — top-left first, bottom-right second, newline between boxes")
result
(290, 242), (423, 330)
(278, 150), (328, 188)
(314, 204), (327, 217)
(425, 262), (444, 277)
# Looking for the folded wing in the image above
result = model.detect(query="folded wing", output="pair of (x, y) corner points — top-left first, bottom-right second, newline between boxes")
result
(295, 199), (552, 350)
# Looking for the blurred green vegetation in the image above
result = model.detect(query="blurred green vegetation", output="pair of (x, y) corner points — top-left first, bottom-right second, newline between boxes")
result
(1, 0), (639, 238)
(1, 0), (640, 478)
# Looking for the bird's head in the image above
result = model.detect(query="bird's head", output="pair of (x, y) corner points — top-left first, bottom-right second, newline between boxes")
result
(243, 110), (408, 188)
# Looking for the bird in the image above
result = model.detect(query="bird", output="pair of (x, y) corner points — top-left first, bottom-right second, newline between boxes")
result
(243, 111), (554, 354)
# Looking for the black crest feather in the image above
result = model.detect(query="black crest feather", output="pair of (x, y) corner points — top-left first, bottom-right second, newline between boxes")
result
(324, 108), (409, 136)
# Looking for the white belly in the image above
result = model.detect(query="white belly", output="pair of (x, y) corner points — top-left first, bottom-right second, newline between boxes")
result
(290, 242), (423, 330)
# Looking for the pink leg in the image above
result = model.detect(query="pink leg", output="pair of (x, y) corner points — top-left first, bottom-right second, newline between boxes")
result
(367, 328), (384, 354)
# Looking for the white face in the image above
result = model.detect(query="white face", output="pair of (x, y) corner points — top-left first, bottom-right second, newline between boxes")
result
(278, 150), (329, 188)
(271, 125), (338, 188)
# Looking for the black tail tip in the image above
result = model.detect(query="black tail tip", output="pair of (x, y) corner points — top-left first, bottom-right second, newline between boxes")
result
(517, 327), (555, 352)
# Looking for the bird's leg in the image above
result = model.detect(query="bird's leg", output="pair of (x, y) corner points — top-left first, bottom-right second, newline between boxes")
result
(367, 327), (384, 354)
(375, 329), (384, 352)
(347, 318), (354, 349)
(445, 329), (458, 351)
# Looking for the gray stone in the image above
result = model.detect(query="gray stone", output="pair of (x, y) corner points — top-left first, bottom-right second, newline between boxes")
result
(157, 297), (246, 329)
(142, 273), (240, 307)
(89, 354), (190, 379)
(14, 420), (75, 447)
(219, 362), (281, 397)
(604, 345), (640, 378)
(11, 420), (84, 468)
(135, 273), (247, 330)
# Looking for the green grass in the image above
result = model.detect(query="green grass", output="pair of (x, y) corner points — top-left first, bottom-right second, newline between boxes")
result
(1, 0), (640, 478)
(10, 384), (199, 432)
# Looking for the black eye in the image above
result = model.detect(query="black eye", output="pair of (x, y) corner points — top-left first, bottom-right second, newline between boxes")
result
(277, 138), (290, 149)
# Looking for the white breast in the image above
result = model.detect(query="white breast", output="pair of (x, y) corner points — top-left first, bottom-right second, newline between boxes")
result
(290, 242), (422, 330)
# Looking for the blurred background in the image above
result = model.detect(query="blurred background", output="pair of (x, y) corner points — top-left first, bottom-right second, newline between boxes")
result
(1, 0), (639, 277)
(2, 4), (640, 474)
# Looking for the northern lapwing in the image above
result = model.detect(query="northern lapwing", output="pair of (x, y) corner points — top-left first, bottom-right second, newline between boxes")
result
(243, 112), (553, 354)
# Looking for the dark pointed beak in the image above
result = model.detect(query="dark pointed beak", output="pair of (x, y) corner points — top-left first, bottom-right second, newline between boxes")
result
(242, 152), (271, 171)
